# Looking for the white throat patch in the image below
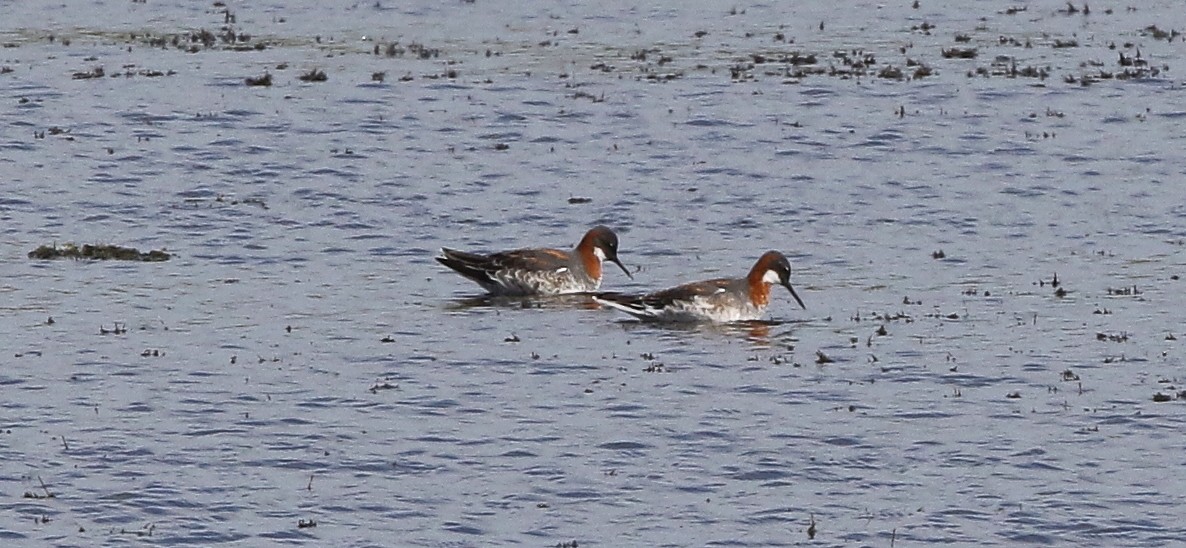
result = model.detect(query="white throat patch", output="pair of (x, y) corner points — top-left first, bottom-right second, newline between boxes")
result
(593, 247), (607, 261)
(761, 269), (783, 285)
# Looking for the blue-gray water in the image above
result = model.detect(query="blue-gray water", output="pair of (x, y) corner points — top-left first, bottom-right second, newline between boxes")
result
(3, 1), (1186, 546)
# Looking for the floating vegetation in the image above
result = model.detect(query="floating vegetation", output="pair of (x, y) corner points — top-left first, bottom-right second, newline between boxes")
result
(368, 379), (398, 393)
(875, 311), (912, 322)
(1142, 25), (1179, 41)
(22, 477), (55, 499)
(407, 42), (440, 59)
(877, 65), (904, 80)
(1096, 331), (1130, 343)
(13, 6), (1170, 90)
(942, 47), (978, 59)
(131, 68), (172, 77)
(422, 68), (458, 80)
(245, 72), (272, 86)
(72, 66), (104, 79)
(571, 90), (604, 102)
(379, 42), (404, 57)
(28, 243), (171, 261)
(180, 195), (269, 210)
(100, 322), (127, 335)
(116, 524), (155, 538)
(298, 68), (327, 82)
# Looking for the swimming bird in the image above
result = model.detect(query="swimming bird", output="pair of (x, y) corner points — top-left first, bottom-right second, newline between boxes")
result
(436, 225), (631, 296)
(594, 250), (805, 322)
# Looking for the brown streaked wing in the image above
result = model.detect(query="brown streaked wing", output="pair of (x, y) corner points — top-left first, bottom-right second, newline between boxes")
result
(642, 278), (732, 306)
(489, 248), (571, 271)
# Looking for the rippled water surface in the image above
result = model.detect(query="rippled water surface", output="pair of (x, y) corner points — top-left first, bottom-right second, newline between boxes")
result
(3, 0), (1186, 546)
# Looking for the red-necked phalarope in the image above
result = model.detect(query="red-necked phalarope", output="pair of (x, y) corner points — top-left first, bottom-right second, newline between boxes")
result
(437, 225), (631, 296)
(595, 250), (805, 322)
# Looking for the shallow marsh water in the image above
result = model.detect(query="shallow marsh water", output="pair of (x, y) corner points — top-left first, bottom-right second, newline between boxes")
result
(2, 0), (1186, 546)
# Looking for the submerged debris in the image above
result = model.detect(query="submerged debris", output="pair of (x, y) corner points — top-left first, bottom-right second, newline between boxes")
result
(28, 243), (171, 261)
